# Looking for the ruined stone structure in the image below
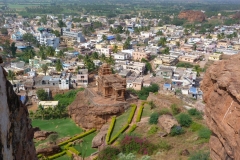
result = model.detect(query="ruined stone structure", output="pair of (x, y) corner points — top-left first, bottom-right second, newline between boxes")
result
(97, 63), (126, 101)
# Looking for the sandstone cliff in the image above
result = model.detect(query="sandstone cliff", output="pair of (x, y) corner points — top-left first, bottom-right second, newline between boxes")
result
(201, 54), (240, 160)
(68, 91), (126, 130)
(178, 10), (206, 22)
(0, 66), (37, 160)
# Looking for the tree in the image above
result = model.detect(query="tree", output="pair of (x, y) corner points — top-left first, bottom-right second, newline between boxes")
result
(52, 30), (60, 37)
(158, 37), (167, 47)
(184, 28), (189, 35)
(177, 113), (192, 127)
(102, 34), (107, 41)
(46, 46), (55, 57)
(22, 33), (38, 45)
(116, 34), (122, 41)
(41, 64), (48, 75)
(1, 27), (8, 35)
(193, 43), (197, 51)
(112, 45), (118, 53)
(148, 101), (156, 110)
(149, 112), (159, 124)
(38, 46), (46, 60)
(37, 105), (45, 120)
(10, 42), (17, 57)
(36, 89), (48, 101)
(156, 30), (163, 36)
(176, 41), (180, 47)
(57, 50), (65, 58)
(55, 59), (63, 72)
(57, 19), (66, 28)
(193, 65), (201, 77)
(125, 30), (130, 36)
(71, 23), (74, 28)
(7, 70), (15, 83)
(162, 47), (170, 54)
(92, 52), (99, 59)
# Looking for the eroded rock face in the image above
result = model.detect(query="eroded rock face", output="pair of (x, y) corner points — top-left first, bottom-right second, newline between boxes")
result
(34, 131), (57, 140)
(178, 10), (206, 22)
(36, 145), (61, 156)
(0, 67), (37, 160)
(68, 92), (125, 130)
(201, 54), (240, 160)
(92, 124), (109, 148)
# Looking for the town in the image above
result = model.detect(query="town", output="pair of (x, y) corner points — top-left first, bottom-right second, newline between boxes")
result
(0, 2), (240, 160)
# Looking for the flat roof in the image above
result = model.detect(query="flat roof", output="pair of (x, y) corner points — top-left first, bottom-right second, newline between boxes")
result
(39, 101), (58, 106)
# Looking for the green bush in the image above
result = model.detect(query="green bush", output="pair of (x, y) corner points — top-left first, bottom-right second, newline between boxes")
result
(48, 151), (66, 160)
(149, 112), (159, 124)
(177, 113), (193, 127)
(128, 124), (137, 134)
(37, 154), (42, 158)
(68, 147), (80, 155)
(58, 128), (96, 146)
(98, 146), (120, 160)
(159, 108), (171, 115)
(148, 125), (158, 135)
(109, 123), (129, 144)
(105, 116), (116, 143)
(118, 153), (136, 160)
(190, 122), (203, 132)
(170, 126), (185, 136)
(188, 108), (202, 116)
(135, 84), (159, 100)
(66, 150), (73, 158)
(136, 105), (144, 122)
(158, 140), (172, 151)
(176, 62), (193, 68)
(188, 151), (210, 160)
(128, 104), (137, 124)
(170, 104), (181, 115)
(198, 127), (211, 139)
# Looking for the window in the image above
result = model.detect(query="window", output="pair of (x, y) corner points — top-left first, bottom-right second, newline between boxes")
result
(81, 76), (84, 78)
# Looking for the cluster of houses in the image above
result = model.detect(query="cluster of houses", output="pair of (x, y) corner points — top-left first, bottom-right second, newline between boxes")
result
(2, 13), (240, 108)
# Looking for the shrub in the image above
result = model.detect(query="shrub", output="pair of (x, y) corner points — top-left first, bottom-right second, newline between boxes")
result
(189, 151), (210, 160)
(188, 108), (202, 116)
(171, 104), (181, 115)
(118, 153), (136, 160)
(59, 129), (96, 146)
(109, 124), (129, 144)
(177, 113), (193, 127)
(48, 151), (66, 160)
(68, 147), (80, 155)
(159, 108), (171, 115)
(198, 127), (211, 139)
(37, 154), (42, 158)
(170, 126), (185, 136)
(105, 116), (116, 143)
(141, 155), (151, 160)
(136, 105), (144, 122)
(148, 125), (158, 135)
(98, 146), (120, 160)
(149, 112), (159, 124)
(128, 104), (137, 124)
(190, 122), (203, 132)
(128, 124), (137, 134)
(158, 140), (172, 151)
(120, 135), (157, 155)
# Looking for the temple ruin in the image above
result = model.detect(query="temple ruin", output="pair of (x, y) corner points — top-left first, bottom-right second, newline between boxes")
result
(97, 63), (126, 101)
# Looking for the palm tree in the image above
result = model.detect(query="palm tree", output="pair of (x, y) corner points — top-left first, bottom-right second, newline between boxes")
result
(38, 47), (46, 60)
(8, 70), (15, 84)
(41, 64), (49, 75)
(55, 59), (63, 72)
(158, 37), (167, 47)
(193, 65), (201, 77)
(102, 34), (107, 41)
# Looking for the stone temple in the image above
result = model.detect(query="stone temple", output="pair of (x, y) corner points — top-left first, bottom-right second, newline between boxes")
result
(97, 63), (126, 101)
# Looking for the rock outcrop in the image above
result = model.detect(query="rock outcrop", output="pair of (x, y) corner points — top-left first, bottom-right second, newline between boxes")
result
(0, 65), (37, 159)
(92, 124), (109, 148)
(36, 145), (61, 156)
(34, 130), (57, 140)
(158, 115), (179, 134)
(68, 91), (125, 130)
(201, 54), (240, 160)
(178, 10), (206, 22)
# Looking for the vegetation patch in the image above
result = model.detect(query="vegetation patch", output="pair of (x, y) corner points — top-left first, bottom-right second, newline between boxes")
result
(136, 105), (144, 122)
(198, 127), (212, 140)
(176, 113), (193, 127)
(189, 122), (204, 132)
(148, 125), (158, 135)
(170, 126), (185, 136)
(97, 146), (120, 160)
(127, 104), (137, 124)
(189, 150), (210, 160)
(149, 112), (160, 124)
(106, 116), (116, 143)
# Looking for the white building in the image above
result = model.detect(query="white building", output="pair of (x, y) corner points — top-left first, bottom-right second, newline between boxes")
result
(113, 52), (130, 60)
(11, 61), (25, 68)
(36, 31), (60, 49)
(62, 28), (86, 43)
(59, 72), (71, 90)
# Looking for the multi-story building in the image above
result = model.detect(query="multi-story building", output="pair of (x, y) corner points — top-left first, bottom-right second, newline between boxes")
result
(62, 28), (85, 43)
(132, 48), (151, 61)
(59, 72), (71, 90)
(36, 31), (60, 49)
(154, 55), (178, 66)
(77, 69), (88, 86)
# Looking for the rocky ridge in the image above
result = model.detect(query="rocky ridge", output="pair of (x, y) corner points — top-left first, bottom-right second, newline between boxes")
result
(178, 10), (206, 22)
(0, 64), (37, 160)
(201, 54), (240, 160)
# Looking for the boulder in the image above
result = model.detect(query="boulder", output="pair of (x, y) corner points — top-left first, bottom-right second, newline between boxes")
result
(178, 10), (206, 22)
(34, 131), (57, 140)
(36, 145), (61, 156)
(92, 124), (109, 148)
(158, 115), (179, 133)
(180, 149), (190, 156)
